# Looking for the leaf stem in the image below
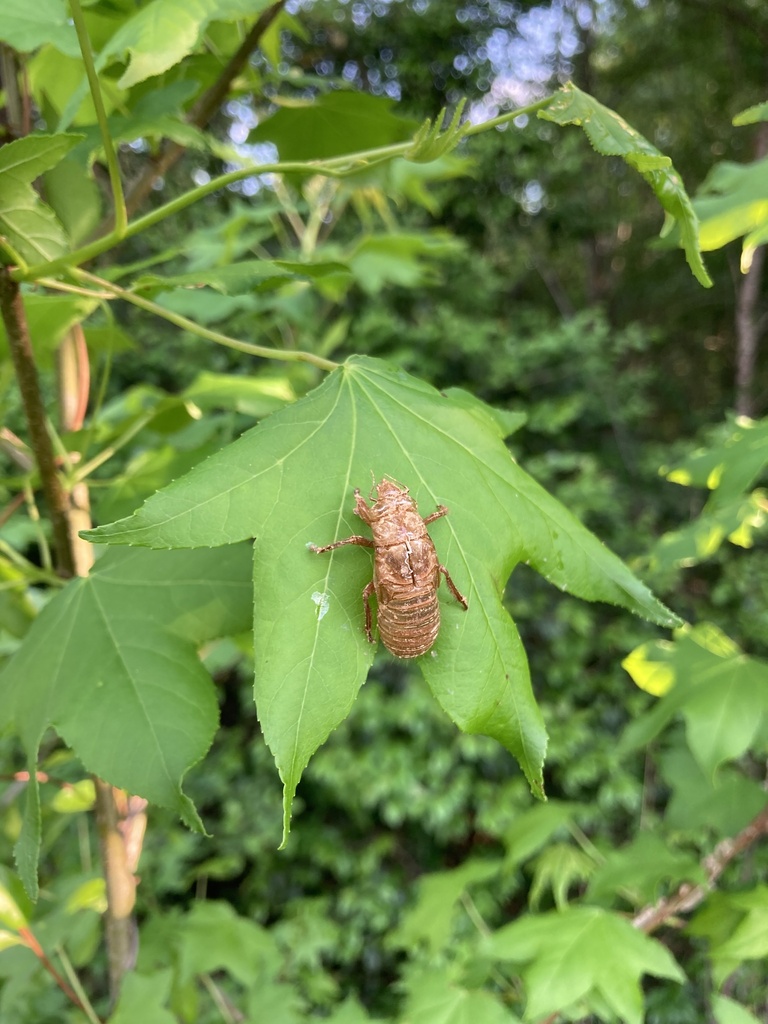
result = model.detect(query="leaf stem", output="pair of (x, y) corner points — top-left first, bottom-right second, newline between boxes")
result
(54, 944), (103, 1024)
(464, 97), (554, 136)
(200, 973), (241, 1024)
(36, 276), (115, 300)
(71, 268), (340, 371)
(68, 0), (127, 237)
(72, 406), (165, 484)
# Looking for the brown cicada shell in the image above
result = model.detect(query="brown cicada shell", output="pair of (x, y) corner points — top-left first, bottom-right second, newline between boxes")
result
(309, 479), (468, 658)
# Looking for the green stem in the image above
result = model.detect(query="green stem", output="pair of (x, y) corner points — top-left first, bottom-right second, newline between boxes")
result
(463, 97), (554, 137)
(54, 945), (103, 1024)
(68, 0), (127, 237)
(73, 407), (164, 484)
(14, 95), (556, 283)
(0, 235), (29, 275)
(23, 481), (53, 573)
(70, 269), (340, 372)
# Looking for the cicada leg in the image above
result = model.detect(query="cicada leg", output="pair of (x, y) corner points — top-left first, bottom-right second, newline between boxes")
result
(439, 564), (468, 609)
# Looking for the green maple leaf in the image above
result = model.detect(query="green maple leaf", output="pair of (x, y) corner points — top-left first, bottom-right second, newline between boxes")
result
(0, 546), (252, 897)
(487, 906), (684, 1023)
(621, 622), (768, 778)
(83, 356), (678, 841)
(690, 886), (768, 986)
(661, 417), (768, 508)
(586, 832), (704, 905)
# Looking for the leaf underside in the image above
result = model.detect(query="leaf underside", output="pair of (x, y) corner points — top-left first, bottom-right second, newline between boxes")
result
(85, 355), (678, 840)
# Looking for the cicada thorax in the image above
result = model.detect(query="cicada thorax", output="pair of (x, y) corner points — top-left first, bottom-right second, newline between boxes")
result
(373, 532), (442, 659)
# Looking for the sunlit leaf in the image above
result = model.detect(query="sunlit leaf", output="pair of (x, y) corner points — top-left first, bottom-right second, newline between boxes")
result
(649, 492), (767, 569)
(0, 134), (83, 265)
(104, 0), (275, 89)
(50, 779), (96, 814)
(0, 881), (27, 931)
(713, 993), (764, 1024)
(0, 0), (80, 57)
(733, 101), (768, 126)
(660, 416), (768, 507)
(695, 157), (768, 266)
(620, 623), (768, 778)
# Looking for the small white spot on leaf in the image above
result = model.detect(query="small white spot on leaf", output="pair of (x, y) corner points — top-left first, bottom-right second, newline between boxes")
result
(311, 591), (330, 621)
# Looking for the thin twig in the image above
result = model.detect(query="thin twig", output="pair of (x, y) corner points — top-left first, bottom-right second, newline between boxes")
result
(200, 973), (244, 1024)
(632, 803), (768, 934)
(70, 268), (340, 371)
(533, 804), (768, 1024)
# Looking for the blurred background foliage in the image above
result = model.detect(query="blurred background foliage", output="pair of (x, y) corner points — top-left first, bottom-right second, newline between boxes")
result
(1, 0), (767, 1020)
